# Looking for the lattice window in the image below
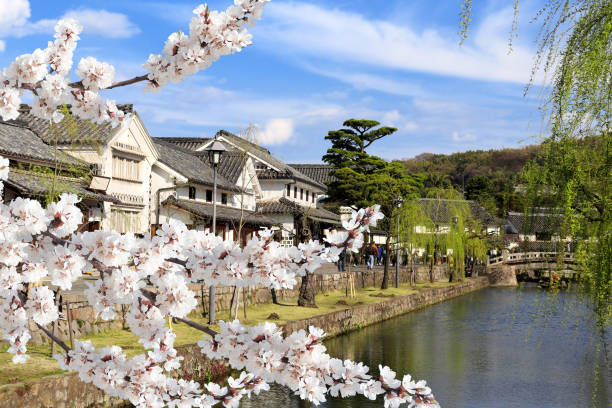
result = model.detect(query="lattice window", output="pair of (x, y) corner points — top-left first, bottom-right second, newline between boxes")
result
(110, 209), (141, 233)
(112, 156), (140, 181)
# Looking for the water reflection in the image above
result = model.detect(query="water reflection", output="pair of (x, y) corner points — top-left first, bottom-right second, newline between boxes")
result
(240, 286), (610, 408)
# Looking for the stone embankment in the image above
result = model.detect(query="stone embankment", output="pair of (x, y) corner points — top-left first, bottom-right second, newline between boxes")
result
(487, 265), (519, 287)
(283, 277), (490, 337)
(0, 276), (488, 408)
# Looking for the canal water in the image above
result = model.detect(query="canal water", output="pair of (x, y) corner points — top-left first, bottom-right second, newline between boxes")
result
(240, 285), (611, 407)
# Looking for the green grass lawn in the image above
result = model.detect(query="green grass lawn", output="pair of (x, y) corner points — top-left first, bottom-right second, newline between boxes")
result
(0, 281), (455, 385)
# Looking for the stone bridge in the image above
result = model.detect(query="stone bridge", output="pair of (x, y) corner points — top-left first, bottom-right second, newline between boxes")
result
(487, 251), (579, 283)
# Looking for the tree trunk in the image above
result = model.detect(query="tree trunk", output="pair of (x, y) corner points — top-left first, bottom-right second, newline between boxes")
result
(270, 288), (278, 305)
(298, 272), (318, 307)
(381, 236), (391, 289)
(297, 214), (317, 307)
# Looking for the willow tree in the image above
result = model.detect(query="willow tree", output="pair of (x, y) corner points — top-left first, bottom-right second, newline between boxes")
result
(461, 0), (611, 328)
(401, 189), (489, 283)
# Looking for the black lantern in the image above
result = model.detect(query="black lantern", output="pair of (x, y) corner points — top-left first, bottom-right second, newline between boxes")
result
(394, 195), (404, 209)
(205, 139), (227, 166)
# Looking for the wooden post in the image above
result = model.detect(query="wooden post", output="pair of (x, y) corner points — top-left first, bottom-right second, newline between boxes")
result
(51, 290), (61, 357)
(50, 320), (57, 356)
(65, 301), (74, 349)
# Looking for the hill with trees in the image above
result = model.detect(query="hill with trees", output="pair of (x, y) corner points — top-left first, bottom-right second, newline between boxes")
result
(399, 145), (541, 217)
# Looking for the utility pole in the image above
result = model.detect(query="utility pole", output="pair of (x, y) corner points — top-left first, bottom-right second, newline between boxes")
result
(394, 195), (403, 288)
(205, 138), (227, 325)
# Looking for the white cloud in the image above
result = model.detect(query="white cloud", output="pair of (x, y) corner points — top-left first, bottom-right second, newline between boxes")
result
(304, 64), (423, 96)
(257, 2), (537, 84)
(0, 0), (30, 33)
(0, 0), (31, 47)
(451, 131), (477, 142)
(63, 10), (140, 38)
(1, 3), (140, 39)
(256, 118), (295, 145)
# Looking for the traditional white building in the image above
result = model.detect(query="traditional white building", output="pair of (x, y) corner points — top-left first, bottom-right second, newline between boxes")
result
(0, 115), (117, 225)
(151, 140), (270, 244)
(2, 105), (157, 234)
(3, 106), (340, 243)
(157, 131), (341, 246)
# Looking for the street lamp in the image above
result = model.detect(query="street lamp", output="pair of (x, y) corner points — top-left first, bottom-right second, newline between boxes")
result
(205, 137), (227, 324)
(394, 195), (403, 288)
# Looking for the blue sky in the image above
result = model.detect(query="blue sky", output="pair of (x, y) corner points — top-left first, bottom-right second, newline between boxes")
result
(0, 0), (549, 163)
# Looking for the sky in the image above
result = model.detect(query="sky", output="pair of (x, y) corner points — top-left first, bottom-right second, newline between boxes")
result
(0, 0), (550, 163)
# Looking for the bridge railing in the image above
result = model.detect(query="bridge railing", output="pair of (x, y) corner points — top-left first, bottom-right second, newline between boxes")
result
(487, 251), (575, 266)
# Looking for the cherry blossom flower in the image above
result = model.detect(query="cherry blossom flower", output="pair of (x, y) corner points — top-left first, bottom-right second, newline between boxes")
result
(76, 57), (115, 91)
(25, 286), (58, 325)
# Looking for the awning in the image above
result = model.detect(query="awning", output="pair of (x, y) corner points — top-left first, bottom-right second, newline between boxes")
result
(257, 197), (341, 225)
(162, 196), (273, 227)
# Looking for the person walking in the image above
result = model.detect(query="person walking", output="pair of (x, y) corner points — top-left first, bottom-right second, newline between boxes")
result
(366, 244), (376, 270)
(337, 247), (346, 272)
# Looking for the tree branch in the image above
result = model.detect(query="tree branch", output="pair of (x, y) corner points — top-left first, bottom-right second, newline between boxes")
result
(174, 316), (218, 337)
(36, 322), (71, 353)
(68, 74), (150, 91)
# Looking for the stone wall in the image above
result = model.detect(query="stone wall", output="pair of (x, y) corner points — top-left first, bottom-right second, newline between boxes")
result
(487, 265), (518, 287)
(283, 277), (490, 337)
(25, 265), (451, 346)
(0, 343), (231, 408)
(0, 277), (488, 408)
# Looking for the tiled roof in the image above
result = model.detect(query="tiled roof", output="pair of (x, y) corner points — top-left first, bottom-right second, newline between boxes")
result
(2, 104), (133, 146)
(162, 196), (272, 227)
(0, 122), (86, 168)
(288, 164), (337, 185)
(191, 150), (248, 185)
(154, 137), (212, 151)
(506, 211), (563, 235)
(216, 131), (327, 191)
(155, 133), (327, 190)
(417, 198), (502, 226)
(5, 168), (118, 203)
(257, 197), (341, 224)
(153, 140), (238, 192)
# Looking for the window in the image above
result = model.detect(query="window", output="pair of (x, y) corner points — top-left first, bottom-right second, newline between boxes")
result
(312, 194), (315, 203)
(300, 188), (303, 200)
(112, 156), (140, 181)
(306, 191), (309, 201)
(110, 209), (140, 233)
(206, 189), (213, 202)
(294, 186), (297, 198)
(188, 186), (196, 200)
(221, 193), (227, 205)
(287, 184), (291, 196)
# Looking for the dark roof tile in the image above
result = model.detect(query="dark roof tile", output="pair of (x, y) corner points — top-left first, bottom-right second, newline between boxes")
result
(5, 168), (117, 203)
(288, 164), (337, 184)
(153, 140), (238, 192)
(0, 122), (86, 167)
(2, 104), (133, 146)
(162, 196), (272, 226)
(257, 197), (340, 223)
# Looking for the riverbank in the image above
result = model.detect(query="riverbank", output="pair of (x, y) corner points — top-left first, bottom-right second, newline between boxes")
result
(0, 277), (488, 407)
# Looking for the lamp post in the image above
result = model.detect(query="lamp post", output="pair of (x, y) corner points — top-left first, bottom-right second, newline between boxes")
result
(394, 195), (403, 288)
(205, 137), (227, 325)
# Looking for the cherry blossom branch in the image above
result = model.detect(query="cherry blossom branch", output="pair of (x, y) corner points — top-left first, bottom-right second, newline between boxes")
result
(174, 316), (218, 338)
(35, 322), (70, 353)
(0, 0), (270, 127)
(68, 75), (149, 91)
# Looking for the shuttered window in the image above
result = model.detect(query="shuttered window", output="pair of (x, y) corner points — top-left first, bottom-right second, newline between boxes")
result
(110, 209), (140, 233)
(112, 156), (140, 181)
